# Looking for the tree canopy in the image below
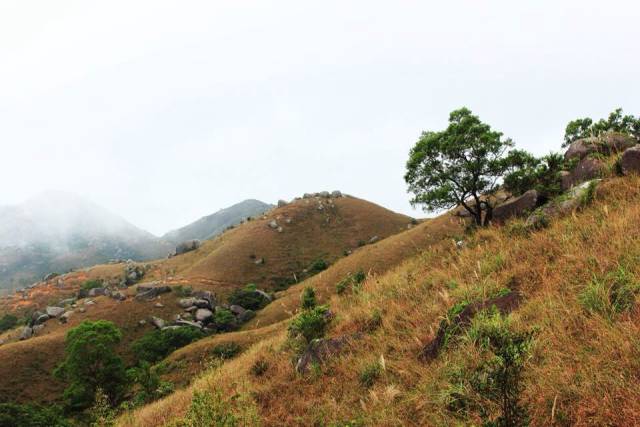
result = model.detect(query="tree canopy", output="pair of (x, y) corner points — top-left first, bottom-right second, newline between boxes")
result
(564, 108), (640, 147)
(405, 108), (517, 226)
(54, 320), (127, 410)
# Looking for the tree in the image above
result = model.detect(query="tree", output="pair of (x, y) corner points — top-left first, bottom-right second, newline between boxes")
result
(54, 320), (127, 410)
(405, 108), (517, 226)
(564, 108), (640, 147)
(502, 151), (565, 201)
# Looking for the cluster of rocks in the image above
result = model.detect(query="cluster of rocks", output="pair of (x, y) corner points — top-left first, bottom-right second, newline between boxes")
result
(301, 190), (343, 199)
(19, 297), (87, 340)
(146, 287), (270, 333)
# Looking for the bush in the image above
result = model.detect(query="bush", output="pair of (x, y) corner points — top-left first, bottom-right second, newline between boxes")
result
(579, 266), (639, 319)
(503, 151), (565, 200)
(0, 314), (17, 333)
(307, 258), (329, 275)
(126, 361), (174, 405)
(359, 361), (382, 388)
(250, 359), (269, 377)
(288, 305), (331, 344)
(81, 279), (103, 291)
(211, 342), (241, 360)
(169, 389), (259, 427)
(301, 287), (317, 310)
(54, 320), (127, 410)
(336, 270), (366, 294)
(228, 284), (270, 310)
(564, 108), (640, 147)
(131, 327), (205, 364)
(0, 403), (70, 427)
(214, 309), (236, 331)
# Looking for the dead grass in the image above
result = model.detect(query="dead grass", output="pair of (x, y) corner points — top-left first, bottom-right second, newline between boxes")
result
(120, 176), (640, 426)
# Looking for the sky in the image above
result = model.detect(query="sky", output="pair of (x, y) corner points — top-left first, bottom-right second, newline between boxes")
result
(1, 1), (639, 236)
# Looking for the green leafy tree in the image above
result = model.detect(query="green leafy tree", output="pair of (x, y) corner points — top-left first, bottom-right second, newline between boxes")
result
(564, 108), (640, 147)
(131, 327), (204, 364)
(503, 151), (565, 201)
(405, 108), (518, 226)
(54, 320), (127, 410)
(0, 314), (18, 333)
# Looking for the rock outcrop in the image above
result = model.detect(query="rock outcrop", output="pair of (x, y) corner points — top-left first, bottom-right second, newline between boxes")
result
(620, 145), (640, 175)
(493, 190), (539, 223)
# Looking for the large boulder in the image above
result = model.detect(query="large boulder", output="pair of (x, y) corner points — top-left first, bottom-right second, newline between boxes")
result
(493, 190), (539, 223)
(620, 145), (640, 175)
(45, 306), (65, 318)
(174, 240), (201, 256)
(192, 290), (216, 307)
(561, 157), (606, 190)
(195, 308), (213, 322)
(124, 262), (145, 285)
(178, 297), (198, 308)
(136, 285), (172, 300)
(59, 311), (73, 324)
(88, 287), (107, 297)
(34, 314), (50, 325)
(19, 326), (33, 340)
(564, 133), (636, 161)
(150, 316), (166, 329)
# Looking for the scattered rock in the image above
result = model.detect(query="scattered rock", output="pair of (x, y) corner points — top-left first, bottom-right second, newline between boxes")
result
(175, 320), (203, 329)
(59, 298), (76, 306)
(254, 289), (273, 302)
(492, 190), (539, 223)
(192, 290), (216, 307)
(268, 220), (279, 229)
(59, 311), (73, 324)
(124, 262), (146, 285)
(154, 302), (164, 308)
(34, 314), (50, 325)
(277, 226), (283, 233)
(79, 307), (86, 313)
(319, 191), (330, 198)
(19, 326), (33, 340)
(150, 316), (166, 329)
(420, 291), (523, 361)
(111, 291), (127, 301)
(237, 309), (256, 323)
(179, 297), (198, 308)
(138, 320), (147, 326)
(620, 145), (640, 175)
(32, 324), (45, 335)
(174, 240), (201, 256)
(136, 285), (172, 300)
(45, 306), (65, 318)
(254, 258), (265, 265)
(88, 287), (107, 297)
(368, 236), (380, 244)
(229, 305), (246, 315)
(277, 199), (288, 207)
(195, 309), (213, 322)
(84, 300), (96, 306)
(331, 190), (343, 198)
(43, 273), (59, 281)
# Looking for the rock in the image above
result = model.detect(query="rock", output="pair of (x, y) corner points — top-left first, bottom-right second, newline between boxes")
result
(43, 273), (59, 281)
(237, 309), (256, 323)
(319, 191), (330, 198)
(277, 199), (288, 207)
(194, 299), (211, 309)
(59, 298), (76, 306)
(111, 291), (127, 301)
(184, 306), (198, 313)
(295, 336), (352, 373)
(0, 339), (5, 346)
(124, 262), (146, 285)
(179, 297), (198, 308)
(181, 312), (194, 320)
(331, 190), (342, 198)
(195, 309), (213, 322)
(277, 226), (283, 233)
(175, 320), (203, 329)
(79, 307), (86, 313)
(268, 220), (278, 229)
(492, 190), (539, 223)
(32, 324), (45, 334)
(254, 289), (273, 302)
(136, 285), (172, 300)
(60, 311), (73, 324)
(229, 305), (246, 315)
(154, 302), (164, 308)
(285, 218), (292, 224)
(192, 291), (216, 307)
(88, 287), (107, 297)
(368, 236), (380, 244)
(620, 145), (640, 175)
(45, 306), (65, 318)
(254, 258), (265, 265)
(34, 314), (50, 325)
(561, 157), (605, 190)
(175, 240), (201, 256)
(564, 133), (636, 161)
(150, 316), (166, 329)
(19, 326), (33, 340)
(84, 300), (96, 306)
(138, 320), (147, 326)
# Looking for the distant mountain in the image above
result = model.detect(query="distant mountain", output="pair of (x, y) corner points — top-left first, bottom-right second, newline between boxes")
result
(162, 199), (273, 244)
(0, 191), (171, 290)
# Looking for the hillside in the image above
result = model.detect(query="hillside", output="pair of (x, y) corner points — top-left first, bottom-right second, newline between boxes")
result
(120, 174), (640, 427)
(162, 199), (273, 244)
(0, 191), (172, 291)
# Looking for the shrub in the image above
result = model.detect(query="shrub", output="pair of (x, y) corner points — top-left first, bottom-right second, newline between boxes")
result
(288, 305), (331, 344)
(301, 287), (317, 310)
(177, 390), (237, 427)
(307, 258), (329, 275)
(211, 342), (241, 360)
(81, 279), (103, 291)
(336, 270), (366, 294)
(174, 285), (193, 297)
(131, 327), (205, 364)
(214, 309), (236, 331)
(466, 311), (534, 427)
(228, 284), (269, 310)
(579, 266), (639, 319)
(503, 151), (565, 200)
(126, 361), (174, 405)
(250, 359), (269, 377)
(359, 361), (382, 388)
(0, 403), (70, 427)
(54, 320), (127, 410)
(0, 314), (17, 333)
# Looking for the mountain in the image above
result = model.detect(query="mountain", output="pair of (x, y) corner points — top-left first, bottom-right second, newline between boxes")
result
(162, 199), (273, 244)
(0, 191), (171, 290)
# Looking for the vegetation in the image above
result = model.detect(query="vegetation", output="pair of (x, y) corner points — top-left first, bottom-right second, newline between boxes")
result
(81, 279), (104, 291)
(288, 305), (331, 344)
(126, 362), (174, 405)
(0, 403), (70, 427)
(131, 327), (205, 364)
(307, 258), (329, 275)
(579, 265), (639, 320)
(564, 107), (640, 146)
(336, 270), (366, 294)
(54, 320), (127, 410)
(0, 314), (17, 333)
(405, 107), (521, 226)
(358, 361), (382, 388)
(228, 284), (270, 310)
(168, 389), (259, 427)
(301, 286), (317, 310)
(503, 151), (566, 200)
(211, 342), (241, 360)
(214, 309), (236, 331)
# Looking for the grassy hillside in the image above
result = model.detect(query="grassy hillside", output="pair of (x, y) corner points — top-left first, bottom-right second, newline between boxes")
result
(119, 175), (640, 427)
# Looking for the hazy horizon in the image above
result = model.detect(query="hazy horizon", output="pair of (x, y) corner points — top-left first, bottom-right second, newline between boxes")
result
(2, 1), (639, 234)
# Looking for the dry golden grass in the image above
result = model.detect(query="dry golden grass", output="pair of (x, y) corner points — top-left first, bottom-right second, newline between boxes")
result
(120, 175), (640, 427)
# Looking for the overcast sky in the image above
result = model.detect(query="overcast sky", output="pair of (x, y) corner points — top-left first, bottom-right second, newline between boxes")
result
(1, 1), (639, 235)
